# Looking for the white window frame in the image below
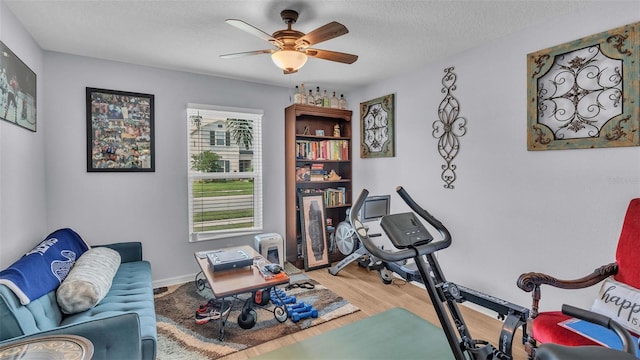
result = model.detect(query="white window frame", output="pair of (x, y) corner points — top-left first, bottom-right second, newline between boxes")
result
(187, 103), (263, 242)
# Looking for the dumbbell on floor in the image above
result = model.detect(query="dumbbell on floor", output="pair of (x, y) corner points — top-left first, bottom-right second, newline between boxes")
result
(286, 302), (312, 314)
(291, 308), (318, 322)
(270, 288), (296, 305)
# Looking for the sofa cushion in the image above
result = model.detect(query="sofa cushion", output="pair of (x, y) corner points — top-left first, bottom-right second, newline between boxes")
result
(0, 228), (90, 305)
(56, 247), (121, 314)
(61, 261), (157, 360)
(0, 286), (63, 341)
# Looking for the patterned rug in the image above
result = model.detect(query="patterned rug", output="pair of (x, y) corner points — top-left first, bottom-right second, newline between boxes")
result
(154, 273), (359, 359)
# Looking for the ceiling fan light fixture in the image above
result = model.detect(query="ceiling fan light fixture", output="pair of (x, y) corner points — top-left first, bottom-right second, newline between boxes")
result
(271, 50), (308, 72)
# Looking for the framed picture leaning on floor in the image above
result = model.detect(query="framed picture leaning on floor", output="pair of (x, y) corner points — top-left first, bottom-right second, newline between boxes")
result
(298, 193), (329, 270)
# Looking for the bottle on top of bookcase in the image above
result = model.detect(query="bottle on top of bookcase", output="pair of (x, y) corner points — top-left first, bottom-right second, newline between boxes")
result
(339, 94), (347, 110)
(293, 86), (301, 104)
(314, 87), (322, 106)
(330, 92), (339, 109)
(301, 84), (307, 104)
(284, 104), (353, 269)
(307, 89), (314, 105)
(323, 90), (329, 108)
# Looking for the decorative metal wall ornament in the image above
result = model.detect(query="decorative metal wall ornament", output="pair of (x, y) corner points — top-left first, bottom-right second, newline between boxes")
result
(433, 67), (467, 189)
(527, 21), (639, 150)
(360, 94), (395, 158)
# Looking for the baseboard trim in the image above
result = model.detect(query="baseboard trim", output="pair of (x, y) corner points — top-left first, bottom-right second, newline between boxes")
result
(152, 273), (198, 288)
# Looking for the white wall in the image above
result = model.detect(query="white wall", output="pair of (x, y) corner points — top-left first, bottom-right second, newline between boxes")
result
(0, 0), (48, 267)
(42, 52), (294, 282)
(352, 1), (640, 313)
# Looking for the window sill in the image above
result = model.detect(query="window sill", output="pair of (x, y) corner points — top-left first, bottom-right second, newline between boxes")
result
(189, 229), (263, 242)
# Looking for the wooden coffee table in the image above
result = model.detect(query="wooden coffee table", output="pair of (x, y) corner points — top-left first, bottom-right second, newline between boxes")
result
(194, 245), (290, 339)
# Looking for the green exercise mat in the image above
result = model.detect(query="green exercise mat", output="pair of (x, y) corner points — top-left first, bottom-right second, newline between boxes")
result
(254, 307), (455, 359)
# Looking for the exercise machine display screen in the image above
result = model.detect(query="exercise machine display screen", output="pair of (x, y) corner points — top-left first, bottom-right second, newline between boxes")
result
(361, 195), (390, 222)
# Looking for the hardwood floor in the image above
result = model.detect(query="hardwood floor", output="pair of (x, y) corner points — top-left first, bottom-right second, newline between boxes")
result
(221, 262), (528, 360)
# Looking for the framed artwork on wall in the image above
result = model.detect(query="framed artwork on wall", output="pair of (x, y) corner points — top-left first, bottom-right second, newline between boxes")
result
(298, 193), (329, 270)
(527, 21), (639, 151)
(86, 87), (155, 172)
(360, 93), (395, 158)
(0, 40), (37, 132)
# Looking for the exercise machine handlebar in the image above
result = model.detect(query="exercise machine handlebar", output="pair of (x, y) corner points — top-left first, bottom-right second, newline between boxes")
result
(350, 187), (452, 262)
(562, 304), (637, 357)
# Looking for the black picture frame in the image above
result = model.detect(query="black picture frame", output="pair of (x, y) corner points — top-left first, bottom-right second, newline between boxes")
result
(86, 87), (155, 172)
(0, 40), (37, 132)
(298, 193), (330, 270)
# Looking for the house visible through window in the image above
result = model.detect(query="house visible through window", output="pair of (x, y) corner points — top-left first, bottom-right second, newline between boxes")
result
(210, 130), (229, 146)
(187, 104), (263, 242)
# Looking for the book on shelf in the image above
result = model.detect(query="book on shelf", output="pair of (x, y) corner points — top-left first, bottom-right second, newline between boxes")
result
(295, 139), (349, 161)
(297, 187), (347, 207)
(310, 163), (327, 181)
(324, 187), (347, 207)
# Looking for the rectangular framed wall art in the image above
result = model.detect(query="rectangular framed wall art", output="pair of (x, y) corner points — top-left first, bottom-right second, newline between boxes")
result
(86, 87), (155, 172)
(298, 193), (329, 270)
(527, 21), (639, 151)
(360, 93), (395, 158)
(0, 41), (37, 132)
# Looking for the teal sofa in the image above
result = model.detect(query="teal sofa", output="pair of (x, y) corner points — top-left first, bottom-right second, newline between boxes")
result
(0, 242), (157, 360)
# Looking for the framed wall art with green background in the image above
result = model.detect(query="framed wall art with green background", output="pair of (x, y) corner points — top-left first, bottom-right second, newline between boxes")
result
(527, 21), (639, 151)
(360, 94), (395, 158)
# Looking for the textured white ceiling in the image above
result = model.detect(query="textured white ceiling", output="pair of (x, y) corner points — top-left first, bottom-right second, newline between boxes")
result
(4, 0), (588, 91)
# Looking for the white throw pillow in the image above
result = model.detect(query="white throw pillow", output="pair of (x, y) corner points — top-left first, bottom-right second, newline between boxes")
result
(56, 247), (120, 314)
(591, 277), (640, 335)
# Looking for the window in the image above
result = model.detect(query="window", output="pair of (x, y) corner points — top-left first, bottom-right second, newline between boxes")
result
(239, 160), (251, 172)
(210, 130), (229, 146)
(187, 104), (263, 242)
(214, 160), (230, 172)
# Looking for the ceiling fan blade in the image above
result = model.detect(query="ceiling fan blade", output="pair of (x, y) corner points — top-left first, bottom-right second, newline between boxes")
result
(225, 19), (283, 48)
(219, 49), (275, 59)
(295, 22), (348, 48)
(304, 48), (358, 64)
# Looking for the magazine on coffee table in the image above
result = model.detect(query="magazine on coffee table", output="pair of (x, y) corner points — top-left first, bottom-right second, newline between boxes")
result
(559, 317), (639, 354)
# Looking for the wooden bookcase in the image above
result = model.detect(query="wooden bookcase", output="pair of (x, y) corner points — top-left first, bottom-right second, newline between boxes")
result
(284, 104), (353, 269)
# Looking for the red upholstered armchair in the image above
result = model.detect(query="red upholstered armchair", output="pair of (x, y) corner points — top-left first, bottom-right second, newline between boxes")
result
(517, 198), (640, 359)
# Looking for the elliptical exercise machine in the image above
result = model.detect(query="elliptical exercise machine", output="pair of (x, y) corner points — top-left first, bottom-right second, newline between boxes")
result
(328, 207), (394, 284)
(350, 187), (638, 360)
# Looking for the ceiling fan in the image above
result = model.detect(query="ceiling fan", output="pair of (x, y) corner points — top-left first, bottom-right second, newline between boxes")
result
(220, 9), (358, 74)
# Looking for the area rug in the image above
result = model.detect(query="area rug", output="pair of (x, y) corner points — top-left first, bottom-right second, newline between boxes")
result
(154, 273), (359, 360)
